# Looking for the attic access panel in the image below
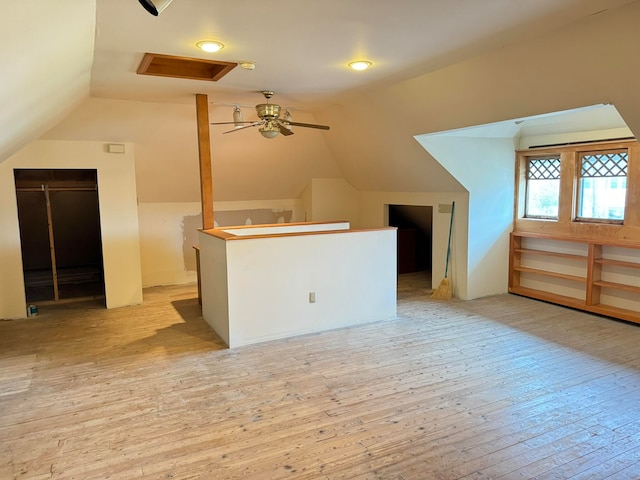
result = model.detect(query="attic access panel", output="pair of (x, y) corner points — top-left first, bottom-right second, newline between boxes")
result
(137, 52), (237, 82)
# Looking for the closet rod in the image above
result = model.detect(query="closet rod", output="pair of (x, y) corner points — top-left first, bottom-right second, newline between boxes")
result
(16, 186), (97, 192)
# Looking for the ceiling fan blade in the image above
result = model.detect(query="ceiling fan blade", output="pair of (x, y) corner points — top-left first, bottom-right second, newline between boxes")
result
(286, 121), (330, 131)
(211, 121), (257, 125)
(279, 124), (294, 136)
(222, 122), (261, 134)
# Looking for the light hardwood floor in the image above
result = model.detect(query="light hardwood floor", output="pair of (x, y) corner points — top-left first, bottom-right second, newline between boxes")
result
(2, 272), (640, 479)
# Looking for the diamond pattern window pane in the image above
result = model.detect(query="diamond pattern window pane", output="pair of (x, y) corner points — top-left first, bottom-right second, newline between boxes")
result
(580, 151), (628, 178)
(527, 157), (561, 180)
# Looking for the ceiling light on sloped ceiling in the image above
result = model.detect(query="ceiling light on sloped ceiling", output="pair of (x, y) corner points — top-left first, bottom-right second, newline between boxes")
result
(348, 60), (373, 71)
(138, 0), (174, 16)
(196, 40), (225, 53)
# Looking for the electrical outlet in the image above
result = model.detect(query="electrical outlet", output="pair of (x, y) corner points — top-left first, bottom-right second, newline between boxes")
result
(309, 292), (316, 303)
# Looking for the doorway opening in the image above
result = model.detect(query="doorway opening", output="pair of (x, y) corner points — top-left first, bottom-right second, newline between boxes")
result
(14, 169), (105, 304)
(388, 205), (433, 295)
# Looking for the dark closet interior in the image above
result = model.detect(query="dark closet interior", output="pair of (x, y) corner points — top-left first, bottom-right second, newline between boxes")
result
(14, 169), (105, 304)
(389, 205), (433, 275)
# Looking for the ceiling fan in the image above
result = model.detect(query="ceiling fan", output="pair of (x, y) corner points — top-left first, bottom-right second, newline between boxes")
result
(211, 91), (330, 139)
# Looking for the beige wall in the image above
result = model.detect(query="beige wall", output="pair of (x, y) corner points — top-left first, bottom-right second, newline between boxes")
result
(306, 178), (360, 227)
(138, 199), (305, 287)
(0, 0), (95, 162)
(6, 1), (639, 307)
(359, 191), (470, 300)
(42, 97), (344, 203)
(0, 140), (142, 319)
(318, 1), (640, 195)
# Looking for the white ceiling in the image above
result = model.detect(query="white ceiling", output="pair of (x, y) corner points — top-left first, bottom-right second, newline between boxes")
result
(93, 0), (638, 109)
(421, 104), (630, 140)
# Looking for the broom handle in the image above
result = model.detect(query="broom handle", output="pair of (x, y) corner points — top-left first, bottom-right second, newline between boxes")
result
(444, 201), (455, 278)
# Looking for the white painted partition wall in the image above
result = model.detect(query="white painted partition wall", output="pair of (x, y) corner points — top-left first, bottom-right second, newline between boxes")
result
(0, 140), (143, 318)
(199, 223), (397, 348)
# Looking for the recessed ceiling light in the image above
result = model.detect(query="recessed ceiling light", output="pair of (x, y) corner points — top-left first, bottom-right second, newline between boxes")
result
(348, 60), (373, 71)
(239, 61), (256, 70)
(196, 41), (225, 53)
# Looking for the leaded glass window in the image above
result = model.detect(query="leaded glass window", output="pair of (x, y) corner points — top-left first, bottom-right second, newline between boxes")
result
(525, 156), (561, 218)
(578, 150), (627, 222)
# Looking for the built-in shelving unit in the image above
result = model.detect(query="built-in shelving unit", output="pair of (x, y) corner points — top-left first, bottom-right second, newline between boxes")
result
(509, 232), (640, 324)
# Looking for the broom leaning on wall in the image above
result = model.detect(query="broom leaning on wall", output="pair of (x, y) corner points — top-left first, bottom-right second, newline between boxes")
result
(431, 201), (455, 300)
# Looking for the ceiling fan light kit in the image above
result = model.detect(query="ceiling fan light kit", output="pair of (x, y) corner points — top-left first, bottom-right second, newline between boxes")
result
(211, 91), (330, 139)
(138, 0), (174, 16)
(259, 123), (280, 139)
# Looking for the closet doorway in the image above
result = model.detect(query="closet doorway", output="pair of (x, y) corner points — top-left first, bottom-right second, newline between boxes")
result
(388, 204), (433, 279)
(14, 169), (105, 304)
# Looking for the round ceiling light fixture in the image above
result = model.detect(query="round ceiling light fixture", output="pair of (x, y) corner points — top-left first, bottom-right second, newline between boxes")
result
(239, 61), (256, 70)
(348, 60), (373, 71)
(196, 40), (225, 53)
(259, 121), (280, 139)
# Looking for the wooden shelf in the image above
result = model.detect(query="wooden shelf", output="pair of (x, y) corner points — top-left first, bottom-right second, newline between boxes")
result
(510, 232), (640, 325)
(588, 304), (640, 324)
(514, 248), (586, 261)
(592, 280), (640, 294)
(514, 266), (586, 283)
(594, 258), (640, 269)
(509, 286), (586, 310)
(511, 286), (640, 324)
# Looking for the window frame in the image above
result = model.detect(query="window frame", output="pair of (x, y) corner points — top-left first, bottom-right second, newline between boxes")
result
(524, 155), (562, 220)
(515, 139), (638, 229)
(574, 148), (628, 225)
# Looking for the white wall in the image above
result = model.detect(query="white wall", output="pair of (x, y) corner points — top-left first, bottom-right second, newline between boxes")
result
(199, 227), (397, 347)
(416, 135), (516, 298)
(359, 191), (469, 299)
(200, 232), (229, 344)
(42, 97), (344, 203)
(0, 140), (142, 318)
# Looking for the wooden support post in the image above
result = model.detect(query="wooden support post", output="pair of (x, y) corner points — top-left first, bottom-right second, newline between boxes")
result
(195, 94), (213, 307)
(196, 94), (214, 229)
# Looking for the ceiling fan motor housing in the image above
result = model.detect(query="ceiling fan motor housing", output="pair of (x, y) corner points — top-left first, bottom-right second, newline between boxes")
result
(256, 104), (280, 119)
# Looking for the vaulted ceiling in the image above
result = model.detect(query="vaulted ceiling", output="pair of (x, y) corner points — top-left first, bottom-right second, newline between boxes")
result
(2, 0), (640, 199)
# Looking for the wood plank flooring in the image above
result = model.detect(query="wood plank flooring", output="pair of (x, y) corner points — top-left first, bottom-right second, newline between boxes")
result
(2, 272), (640, 479)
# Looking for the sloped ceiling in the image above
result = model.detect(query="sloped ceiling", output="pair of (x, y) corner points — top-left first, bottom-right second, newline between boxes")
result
(0, 1), (96, 162)
(89, 0), (638, 107)
(4, 0), (640, 201)
(319, 1), (640, 192)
